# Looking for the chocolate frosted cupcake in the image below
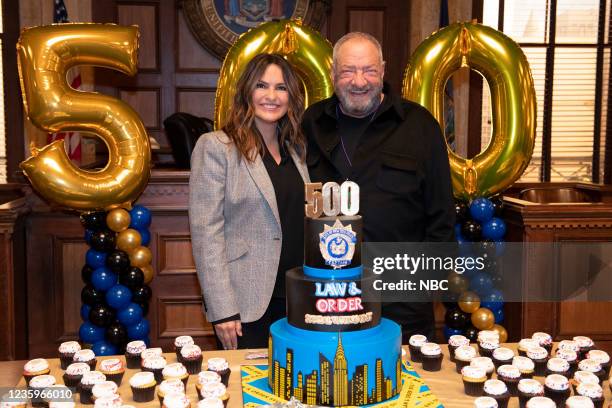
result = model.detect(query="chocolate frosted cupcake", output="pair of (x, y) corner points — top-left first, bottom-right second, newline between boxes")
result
(180, 345), (203, 375)
(571, 371), (599, 394)
(142, 356), (167, 384)
(526, 397), (556, 408)
(197, 398), (224, 408)
(577, 359), (605, 384)
(471, 357), (495, 379)
(483, 379), (510, 408)
(125, 341), (146, 369)
(462, 366), (487, 396)
(532, 332), (553, 356)
(162, 392), (191, 408)
(174, 336), (194, 363)
(63, 362), (91, 388)
(555, 349), (579, 377)
(408, 335), (427, 363)
(528, 346), (550, 377)
(572, 337), (594, 360)
(420, 343), (442, 372)
(73, 349), (97, 371)
(585, 350), (610, 377)
(455, 345), (477, 373)
(163, 363), (189, 386)
(98, 359), (125, 386)
(197, 383), (228, 407)
(497, 365), (521, 397)
(547, 358), (571, 379)
(196, 372), (222, 400)
(519, 339), (540, 357)
(492, 347), (515, 369)
(29, 375), (56, 407)
(518, 379), (545, 408)
(129, 372), (156, 403)
(78, 371), (107, 404)
(158, 379), (185, 406)
(564, 396), (595, 408)
(575, 383), (603, 408)
(513, 356), (536, 379)
(91, 381), (119, 402)
(448, 335), (470, 362)
(59, 341), (81, 370)
(23, 358), (51, 385)
(544, 374), (570, 408)
(206, 358), (230, 386)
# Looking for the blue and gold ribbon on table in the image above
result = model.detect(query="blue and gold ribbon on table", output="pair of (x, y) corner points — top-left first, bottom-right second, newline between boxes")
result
(241, 361), (443, 407)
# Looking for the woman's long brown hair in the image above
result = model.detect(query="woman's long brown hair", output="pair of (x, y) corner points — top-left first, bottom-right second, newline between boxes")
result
(222, 53), (306, 162)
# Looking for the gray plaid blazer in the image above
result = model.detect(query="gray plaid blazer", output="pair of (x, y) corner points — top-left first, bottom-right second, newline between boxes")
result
(189, 130), (309, 323)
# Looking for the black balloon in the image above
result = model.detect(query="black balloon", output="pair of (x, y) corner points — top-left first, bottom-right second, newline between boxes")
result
(106, 251), (131, 273)
(82, 265), (94, 284)
(464, 325), (479, 342)
(443, 291), (459, 308)
(454, 201), (469, 222)
(445, 308), (469, 329)
(119, 267), (145, 290)
(137, 301), (149, 316)
(461, 220), (482, 241)
(477, 240), (498, 259)
(80, 211), (107, 231)
(89, 304), (116, 327)
(81, 285), (105, 306)
(491, 273), (504, 287)
(132, 285), (152, 303)
(484, 257), (499, 273)
(105, 322), (128, 345)
(491, 197), (504, 217)
(90, 230), (117, 253)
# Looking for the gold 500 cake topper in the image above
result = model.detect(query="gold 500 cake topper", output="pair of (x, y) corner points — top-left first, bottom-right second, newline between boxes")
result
(305, 181), (360, 218)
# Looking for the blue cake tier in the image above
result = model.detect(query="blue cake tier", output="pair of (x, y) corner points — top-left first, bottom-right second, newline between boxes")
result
(268, 318), (402, 406)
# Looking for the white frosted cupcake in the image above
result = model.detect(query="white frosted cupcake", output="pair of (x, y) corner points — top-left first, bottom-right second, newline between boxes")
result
(420, 343), (442, 371)
(63, 362), (90, 387)
(448, 335), (470, 362)
(518, 339), (539, 357)
(73, 349), (97, 370)
(492, 347), (514, 368)
(572, 370), (599, 394)
(158, 378), (186, 405)
(59, 341), (81, 369)
(98, 358), (125, 386)
(577, 359), (605, 384)
(556, 349), (579, 376)
(129, 372), (156, 403)
(79, 371), (106, 405)
(526, 396), (556, 408)
(181, 345), (203, 375)
(479, 339), (500, 358)
(462, 366), (487, 396)
(93, 395), (122, 408)
(91, 381), (119, 401)
(206, 357), (230, 386)
(572, 336), (594, 359)
(174, 336), (194, 362)
(575, 383), (603, 408)
(473, 396), (498, 408)
(0, 392), (27, 408)
(483, 379), (509, 408)
(163, 363), (189, 386)
(142, 356), (167, 384)
(125, 341), (147, 369)
(513, 356), (535, 379)
(455, 345), (477, 373)
(141, 347), (163, 361)
(558, 340), (580, 354)
(23, 358), (50, 385)
(532, 332), (553, 355)
(527, 346), (549, 376)
(585, 350), (610, 377)
(497, 365), (521, 397)
(517, 379), (544, 408)
(478, 331), (500, 343)
(547, 358), (571, 378)
(162, 392), (191, 408)
(197, 398), (224, 408)
(544, 374), (570, 407)
(408, 334), (428, 362)
(197, 383), (228, 406)
(471, 357), (495, 379)
(29, 375), (57, 407)
(565, 396), (595, 408)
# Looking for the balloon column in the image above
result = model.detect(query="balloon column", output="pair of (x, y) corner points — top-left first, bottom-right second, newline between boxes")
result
(80, 205), (154, 354)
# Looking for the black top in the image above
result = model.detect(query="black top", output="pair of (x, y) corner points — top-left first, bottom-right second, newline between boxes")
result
(333, 108), (376, 179)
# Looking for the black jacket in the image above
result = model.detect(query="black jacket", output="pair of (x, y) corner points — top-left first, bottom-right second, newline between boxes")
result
(303, 84), (456, 244)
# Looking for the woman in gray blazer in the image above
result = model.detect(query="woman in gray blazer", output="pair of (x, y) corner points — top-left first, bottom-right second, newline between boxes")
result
(189, 54), (309, 349)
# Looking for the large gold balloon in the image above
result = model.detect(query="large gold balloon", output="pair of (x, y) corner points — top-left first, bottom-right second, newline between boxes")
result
(215, 19), (333, 129)
(17, 24), (150, 211)
(492, 324), (508, 343)
(107, 208), (131, 233)
(141, 264), (154, 285)
(130, 246), (152, 268)
(447, 272), (470, 294)
(403, 22), (536, 200)
(116, 228), (142, 252)
(471, 307), (495, 330)
(458, 291), (481, 314)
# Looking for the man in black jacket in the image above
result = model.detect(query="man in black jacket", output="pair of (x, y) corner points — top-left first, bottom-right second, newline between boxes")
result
(302, 32), (455, 341)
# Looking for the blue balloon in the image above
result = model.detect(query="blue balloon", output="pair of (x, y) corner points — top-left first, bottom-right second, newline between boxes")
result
(91, 340), (117, 356)
(129, 205), (152, 229)
(443, 326), (463, 340)
(481, 289), (505, 312)
(138, 228), (151, 246)
(483, 217), (507, 240)
(80, 304), (91, 321)
(91, 267), (117, 292)
(494, 239), (506, 257)
(470, 198), (495, 222)
(494, 307), (505, 323)
(454, 223), (463, 239)
(106, 284), (132, 309)
(117, 303), (144, 326)
(470, 272), (494, 296)
(86, 249), (107, 269)
(127, 318), (150, 340)
(79, 322), (105, 343)
(84, 229), (94, 245)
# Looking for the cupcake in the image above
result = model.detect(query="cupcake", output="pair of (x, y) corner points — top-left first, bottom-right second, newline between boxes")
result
(577, 359), (605, 384)
(163, 363), (189, 386)
(0, 392), (27, 408)
(555, 349), (579, 376)
(564, 396), (595, 408)
(59, 341), (81, 370)
(527, 346), (550, 377)
(518, 339), (540, 357)
(174, 336), (194, 363)
(91, 381), (119, 401)
(78, 371), (106, 404)
(158, 379), (186, 406)
(197, 398), (224, 408)
(44, 385), (74, 408)
(195, 371), (222, 400)
(420, 343), (442, 371)
(526, 397), (557, 408)
(571, 371), (599, 394)
(479, 339), (500, 358)
(461, 366), (487, 396)
(471, 357), (495, 379)
(572, 337), (594, 360)
(63, 362), (91, 388)
(585, 350), (610, 377)
(513, 356), (536, 379)
(73, 349), (97, 371)
(478, 330), (500, 343)
(532, 332), (553, 356)
(544, 374), (570, 408)
(483, 379), (510, 408)
(518, 379), (545, 408)
(496, 365), (521, 397)
(129, 372), (156, 403)
(448, 335), (470, 362)
(408, 335), (428, 363)
(206, 358), (230, 386)
(23, 358), (51, 385)
(574, 383), (603, 408)
(162, 392), (190, 408)
(141, 348), (164, 361)
(546, 358), (571, 379)
(125, 341), (146, 369)
(455, 345), (477, 373)
(557, 340), (580, 355)
(197, 383), (228, 407)
(29, 375), (56, 407)
(98, 359), (125, 386)
(142, 356), (167, 384)
(473, 396), (498, 408)
(93, 395), (122, 408)
(180, 345), (203, 375)
(492, 347), (514, 369)
(48, 403), (76, 408)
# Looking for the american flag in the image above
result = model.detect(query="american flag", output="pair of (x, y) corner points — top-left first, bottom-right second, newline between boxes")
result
(47, 0), (82, 162)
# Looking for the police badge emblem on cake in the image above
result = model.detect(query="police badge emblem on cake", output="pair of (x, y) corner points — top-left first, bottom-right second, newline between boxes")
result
(319, 219), (357, 269)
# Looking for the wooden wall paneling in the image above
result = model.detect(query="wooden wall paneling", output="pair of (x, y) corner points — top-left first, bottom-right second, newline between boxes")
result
(176, 7), (222, 73)
(119, 88), (161, 130)
(157, 233), (196, 276)
(157, 296), (215, 350)
(117, 2), (160, 72)
(176, 88), (217, 119)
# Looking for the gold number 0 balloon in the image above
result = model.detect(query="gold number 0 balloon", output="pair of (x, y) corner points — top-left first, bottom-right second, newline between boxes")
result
(402, 22), (536, 200)
(17, 24), (150, 211)
(215, 19), (333, 129)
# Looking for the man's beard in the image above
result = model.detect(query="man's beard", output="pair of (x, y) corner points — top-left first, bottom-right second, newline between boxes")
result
(335, 81), (383, 117)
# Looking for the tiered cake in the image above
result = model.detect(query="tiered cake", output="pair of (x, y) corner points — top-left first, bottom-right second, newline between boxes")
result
(268, 204), (402, 406)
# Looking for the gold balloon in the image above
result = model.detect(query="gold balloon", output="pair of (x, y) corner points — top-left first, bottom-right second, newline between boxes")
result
(215, 19), (333, 129)
(130, 246), (152, 268)
(106, 208), (131, 232)
(471, 307), (495, 330)
(458, 291), (481, 314)
(447, 272), (469, 294)
(17, 24), (150, 211)
(403, 22), (536, 200)
(492, 324), (508, 343)
(116, 228), (142, 253)
(141, 264), (154, 284)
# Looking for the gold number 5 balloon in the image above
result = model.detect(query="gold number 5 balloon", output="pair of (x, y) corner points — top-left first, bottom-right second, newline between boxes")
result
(17, 24), (150, 211)
(403, 22), (536, 200)
(215, 19), (333, 129)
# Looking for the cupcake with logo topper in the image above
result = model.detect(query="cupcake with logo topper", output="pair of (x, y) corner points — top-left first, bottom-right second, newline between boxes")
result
(129, 372), (156, 403)
(492, 347), (514, 369)
(63, 362), (90, 388)
(546, 358), (571, 379)
(513, 356), (536, 379)
(448, 335), (470, 362)
(496, 364), (521, 397)
(98, 359), (125, 386)
(518, 378), (544, 408)
(455, 344), (478, 373)
(157, 378), (185, 406)
(420, 342), (442, 371)
(181, 345), (203, 375)
(197, 383), (228, 407)
(532, 332), (553, 356)
(408, 334), (427, 363)
(162, 392), (191, 408)
(195, 371), (222, 401)
(23, 358), (51, 385)
(526, 397), (556, 408)
(197, 398), (224, 408)
(527, 346), (550, 377)
(29, 375), (56, 408)
(572, 337), (594, 360)
(58, 341), (81, 370)
(462, 365), (487, 396)
(125, 341), (146, 369)
(544, 374), (570, 408)
(575, 383), (603, 408)
(564, 396), (595, 408)
(471, 357), (495, 379)
(163, 363), (189, 387)
(571, 371), (599, 394)
(73, 349), (97, 371)
(577, 359), (605, 384)
(78, 371), (106, 405)
(483, 379), (510, 408)
(142, 356), (167, 384)
(555, 349), (579, 377)
(518, 339), (539, 357)
(174, 336), (194, 363)
(585, 350), (610, 377)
